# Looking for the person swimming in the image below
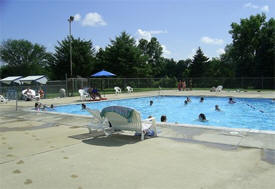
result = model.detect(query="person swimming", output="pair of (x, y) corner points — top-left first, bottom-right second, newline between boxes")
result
(200, 97), (204, 102)
(198, 113), (207, 122)
(229, 97), (236, 104)
(161, 115), (167, 122)
(81, 103), (86, 110)
(150, 100), (153, 106)
(184, 100), (188, 105)
(34, 102), (41, 111)
(215, 105), (221, 111)
(186, 97), (191, 102)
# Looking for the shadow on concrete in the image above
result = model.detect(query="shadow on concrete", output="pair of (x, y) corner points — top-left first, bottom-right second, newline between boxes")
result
(82, 134), (141, 147)
(262, 149), (275, 165)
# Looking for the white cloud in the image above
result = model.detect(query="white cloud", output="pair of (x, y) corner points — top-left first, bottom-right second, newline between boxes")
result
(82, 12), (107, 27)
(74, 14), (81, 22)
(216, 48), (225, 55)
(150, 30), (168, 34)
(201, 36), (224, 45)
(261, 5), (269, 12)
(161, 45), (171, 58)
(244, 3), (269, 12)
(137, 29), (152, 41)
(244, 2), (259, 9)
(136, 29), (167, 41)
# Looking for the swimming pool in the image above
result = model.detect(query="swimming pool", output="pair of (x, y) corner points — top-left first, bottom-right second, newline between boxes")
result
(53, 96), (275, 131)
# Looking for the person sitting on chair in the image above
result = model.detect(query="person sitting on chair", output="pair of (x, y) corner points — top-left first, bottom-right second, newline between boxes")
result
(24, 88), (34, 100)
(92, 88), (102, 99)
(38, 88), (44, 98)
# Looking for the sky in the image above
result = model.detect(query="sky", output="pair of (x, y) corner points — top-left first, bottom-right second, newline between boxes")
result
(0, 0), (274, 61)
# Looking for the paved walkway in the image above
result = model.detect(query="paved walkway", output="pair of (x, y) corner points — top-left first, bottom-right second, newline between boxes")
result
(0, 90), (274, 189)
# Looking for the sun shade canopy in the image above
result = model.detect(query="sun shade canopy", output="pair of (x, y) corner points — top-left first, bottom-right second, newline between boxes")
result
(20, 75), (48, 84)
(91, 70), (116, 77)
(0, 76), (23, 85)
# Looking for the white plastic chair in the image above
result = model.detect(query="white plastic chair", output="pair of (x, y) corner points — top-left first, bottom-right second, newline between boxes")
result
(87, 106), (157, 140)
(78, 89), (90, 101)
(86, 108), (111, 135)
(22, 89), (40, 101)
(126, 86), (133, 93)
(114, 87), (121, 94)
(0, 95), (7, 103)
(216, 85), (223, 92)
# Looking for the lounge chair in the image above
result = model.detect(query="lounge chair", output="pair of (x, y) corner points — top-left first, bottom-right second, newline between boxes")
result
(114, 87), (121, 94)
(22, 89), (40, 101)
(126, 86), (133, 93)
(216, 85), (223, 92)
(0, 95), (7, 103)
(86, 108), (111, 135)
(86, 106), (157, 140)
(78, 89), (90, 101)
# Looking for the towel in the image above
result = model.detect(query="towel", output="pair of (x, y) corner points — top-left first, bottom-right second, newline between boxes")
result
(101, 106), (134, 122)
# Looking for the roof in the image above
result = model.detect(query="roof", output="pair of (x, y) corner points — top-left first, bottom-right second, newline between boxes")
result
(0, 76), (23, 85)
(20, 75), (48, 84)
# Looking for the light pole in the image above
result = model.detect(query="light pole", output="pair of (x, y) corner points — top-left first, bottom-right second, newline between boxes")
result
(68, 16), (74, 77)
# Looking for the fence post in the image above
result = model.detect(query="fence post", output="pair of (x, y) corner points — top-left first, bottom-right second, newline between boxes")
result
(261, 77), (264, 89)
(65, 74), (68, 97)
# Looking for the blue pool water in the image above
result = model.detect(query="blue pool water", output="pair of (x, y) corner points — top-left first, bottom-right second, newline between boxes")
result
(53, 96), (275, 131)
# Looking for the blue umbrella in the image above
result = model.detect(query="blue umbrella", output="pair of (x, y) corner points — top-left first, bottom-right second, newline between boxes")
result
(91, 70), (116, 77)
(91, 70), (116, 92)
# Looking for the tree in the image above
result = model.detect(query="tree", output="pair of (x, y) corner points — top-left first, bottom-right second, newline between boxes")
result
(189, 47), (209, 77)
(255, 17), (275, 77)
(175, 59), (191, 79)
(50, 36), (96, 79)
(103, 32), (149, 77)
(229, 14), (274, 77)
(138, 37), (163, 77)
(0, 39), (50, 78)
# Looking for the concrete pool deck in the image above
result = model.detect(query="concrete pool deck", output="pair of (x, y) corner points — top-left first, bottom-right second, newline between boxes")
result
(0, 90), (274, 189)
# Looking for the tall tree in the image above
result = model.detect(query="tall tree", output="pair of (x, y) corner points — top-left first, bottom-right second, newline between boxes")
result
(229, 14), (274, 77)
(0, 39), (50, 77)
(50, 36), (96, 79)
(175, 59), (191, 79)
(103, 32), (149, 77)
(255, 17), (275, 77)
(189, 47), (209, 77)
(138, 37), (163, 77)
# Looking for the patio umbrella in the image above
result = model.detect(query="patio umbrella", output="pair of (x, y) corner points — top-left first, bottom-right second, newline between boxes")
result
(91, 70), (116, 91)
(91, 70), (116, 77)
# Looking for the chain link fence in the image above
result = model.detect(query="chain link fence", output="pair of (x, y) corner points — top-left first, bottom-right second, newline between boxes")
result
(0, 77), (274, 100)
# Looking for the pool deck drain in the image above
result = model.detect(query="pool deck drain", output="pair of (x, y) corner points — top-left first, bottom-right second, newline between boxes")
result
(0, 90), (275, 189)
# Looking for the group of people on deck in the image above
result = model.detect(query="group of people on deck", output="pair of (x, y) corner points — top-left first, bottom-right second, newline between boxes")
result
(178, 80), (192, 91)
